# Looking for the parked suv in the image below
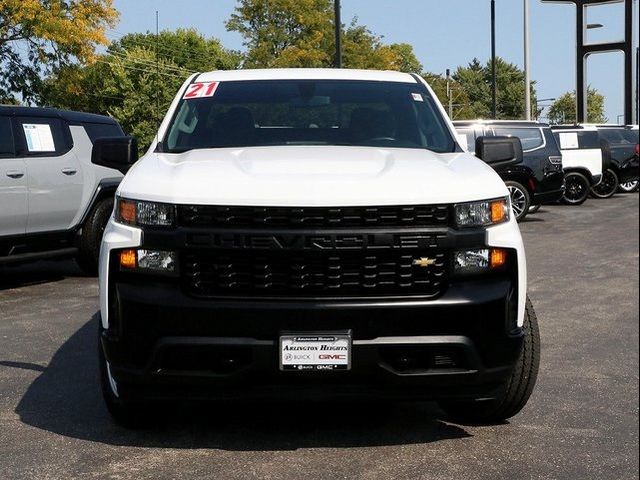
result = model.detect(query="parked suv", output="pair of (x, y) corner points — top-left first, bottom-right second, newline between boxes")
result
(93, 69), (540, 427)
(0, 106), (125, 271)
(594, 125), (639, 195)
(551, 125), (604, 204)
(454, 120), (565, 221)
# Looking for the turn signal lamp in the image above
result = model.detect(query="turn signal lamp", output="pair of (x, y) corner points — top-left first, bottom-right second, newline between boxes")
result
(119, 249), (137, 269)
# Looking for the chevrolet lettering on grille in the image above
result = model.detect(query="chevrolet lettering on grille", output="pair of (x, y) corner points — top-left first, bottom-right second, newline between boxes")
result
(186, 232), (444, 250)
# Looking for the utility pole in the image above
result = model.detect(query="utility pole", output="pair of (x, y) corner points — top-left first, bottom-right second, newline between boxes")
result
(524, 0), (531, 120)
(446, 69), (453, 118)
(334, 0), (342, 68)
(491, 0), (497, 119)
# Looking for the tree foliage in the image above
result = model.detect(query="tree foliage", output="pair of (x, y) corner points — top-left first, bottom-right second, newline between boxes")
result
(226, 0), (421, 71)
(0, 0), (118, 103)
(547, 88), (607, 124)
(39, 29), (241, 151)
(452, 57), (539, 120)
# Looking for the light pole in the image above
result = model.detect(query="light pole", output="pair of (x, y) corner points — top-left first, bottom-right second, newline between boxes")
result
(524, 0), (531, 120)
(491, 0), (497, 118)
(334, 0), (342, 68)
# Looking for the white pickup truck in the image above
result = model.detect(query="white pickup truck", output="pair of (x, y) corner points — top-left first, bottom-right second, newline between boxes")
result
(91, 69), (540, 427)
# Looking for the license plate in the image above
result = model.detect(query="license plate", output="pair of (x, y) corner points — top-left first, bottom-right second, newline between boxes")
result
(280, 334), (351, 371)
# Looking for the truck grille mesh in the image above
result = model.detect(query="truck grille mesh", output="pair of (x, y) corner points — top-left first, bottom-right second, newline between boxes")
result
(177, 204), (450, 229)
(183, 250), (447, 298)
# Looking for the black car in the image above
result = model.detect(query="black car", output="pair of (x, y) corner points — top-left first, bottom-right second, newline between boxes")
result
(454, 121), (565, 221)
(593, 125), (639, 195)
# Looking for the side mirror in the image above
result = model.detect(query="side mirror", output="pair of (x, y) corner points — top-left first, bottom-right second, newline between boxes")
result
(475, 136), (523, 168)
(91, 137), (138, 174)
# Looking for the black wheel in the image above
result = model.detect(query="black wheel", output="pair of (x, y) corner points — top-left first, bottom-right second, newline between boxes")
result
(528, 204), (541, 214)
(505, 181), (531, 222)
(618, 178), (639, 193)
(439, 297), (540, 424)
(590, 169), (618, 199)
(77, 198), (113, 274)
(98, 324), (155, 428)
(561, 172), (590, 205)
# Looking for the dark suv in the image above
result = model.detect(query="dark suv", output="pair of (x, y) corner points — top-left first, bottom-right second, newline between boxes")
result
(594, 125), (639, 195)
(454, 121), (565, 221)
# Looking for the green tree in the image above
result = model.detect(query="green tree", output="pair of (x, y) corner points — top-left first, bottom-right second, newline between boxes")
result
(39, 29), (241, 151)
(226, 0), (421, 71)
(421, 72), (475, 120)
(547, 88), (607, 124)
(0, 0), (118, 103)
(453, 57), (539, 120)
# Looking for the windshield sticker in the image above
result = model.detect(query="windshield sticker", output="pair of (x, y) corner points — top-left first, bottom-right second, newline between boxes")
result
(22, 123), (55, 152)
(411, 93), (424, 102)
(183, 81), (219, 100)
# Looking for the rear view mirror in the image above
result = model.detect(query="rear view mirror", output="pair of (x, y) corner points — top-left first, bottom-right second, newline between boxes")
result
(475, 136), (523, 168)
(91, 137), (138, 174)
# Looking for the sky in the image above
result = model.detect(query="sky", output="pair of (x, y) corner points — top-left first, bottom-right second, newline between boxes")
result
(111, 0), (639, 123)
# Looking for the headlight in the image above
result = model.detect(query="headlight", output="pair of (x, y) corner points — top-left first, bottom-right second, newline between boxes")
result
(454, 197), (510, 228)
(115, 197), (175, 227)
(119, 249), (178, 274)
(453, 248), (508, 275)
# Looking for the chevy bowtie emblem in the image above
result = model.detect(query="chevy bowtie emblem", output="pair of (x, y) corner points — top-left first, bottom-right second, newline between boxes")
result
(412, 257), (437, 268)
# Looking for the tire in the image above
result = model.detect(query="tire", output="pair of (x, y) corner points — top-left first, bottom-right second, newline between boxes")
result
(439, 297), (540, 424)
(505, 181), (531, 222)
(590, 169), (618, 199)
(77, 197), (113, 274)
(528, 204), (541, 214)
(98, 325), (155, 428)
(618, 178), (639, 193)
(561, 172), (590, 205)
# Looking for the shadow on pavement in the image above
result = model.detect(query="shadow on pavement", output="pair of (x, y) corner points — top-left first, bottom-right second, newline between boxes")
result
(15, 314), (472, 450)
(0, 260), (89, 291)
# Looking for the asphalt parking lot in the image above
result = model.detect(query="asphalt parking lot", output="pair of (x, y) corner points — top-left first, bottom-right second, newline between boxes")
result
(0, 194), (638, 480)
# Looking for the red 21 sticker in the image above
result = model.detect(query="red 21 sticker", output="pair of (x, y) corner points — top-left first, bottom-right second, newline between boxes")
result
(183, 82), (219, 99)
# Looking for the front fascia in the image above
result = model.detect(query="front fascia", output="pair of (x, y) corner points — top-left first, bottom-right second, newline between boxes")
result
(99, 218), (142, 329)
(486, 217), (527, 327)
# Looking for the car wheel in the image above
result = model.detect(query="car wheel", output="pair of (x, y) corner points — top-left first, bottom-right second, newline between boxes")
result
(618, 178), (639, 193)
(528, 204), (541, 214)
(438, 297), (540, 424)
(590, 169), (618, 199)
(77, 198), (113, 275)
(561, 172), (590, 205)
(505, 181), (531, 222)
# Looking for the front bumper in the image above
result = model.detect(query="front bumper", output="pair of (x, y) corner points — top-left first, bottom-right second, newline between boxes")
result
(102, 274), (522, 402)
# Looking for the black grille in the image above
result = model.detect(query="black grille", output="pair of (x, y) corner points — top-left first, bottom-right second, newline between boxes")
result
(183, 250), (447, 298)
(178, 204), (450, 229)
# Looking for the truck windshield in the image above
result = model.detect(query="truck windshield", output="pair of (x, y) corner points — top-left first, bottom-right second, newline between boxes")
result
(162, 80), (455, 153)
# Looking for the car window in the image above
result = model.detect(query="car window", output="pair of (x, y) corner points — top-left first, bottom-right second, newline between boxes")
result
(493, 127), (544, 151)
(597, 128), (638, 145)
(553, 131), (600, 150)
(163, 80), (456, 153)
(14, 117), (71, 156)
(83, 122), (125, 143)
(0, 116), (15, 157)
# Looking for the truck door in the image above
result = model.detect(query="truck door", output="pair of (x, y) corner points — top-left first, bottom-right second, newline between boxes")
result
(13, 116), (84, 233)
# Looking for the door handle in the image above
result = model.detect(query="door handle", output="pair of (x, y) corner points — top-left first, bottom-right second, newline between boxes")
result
(6, 170), (24, 179)
(61, 168), (77, 176)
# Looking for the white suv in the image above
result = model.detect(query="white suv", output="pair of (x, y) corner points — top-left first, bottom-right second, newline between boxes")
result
(0, 106), (125, 272)
(92, 69), (540, 427)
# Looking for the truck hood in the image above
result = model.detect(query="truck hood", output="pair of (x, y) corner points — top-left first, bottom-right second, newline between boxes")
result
(117, 146), (508, 206)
